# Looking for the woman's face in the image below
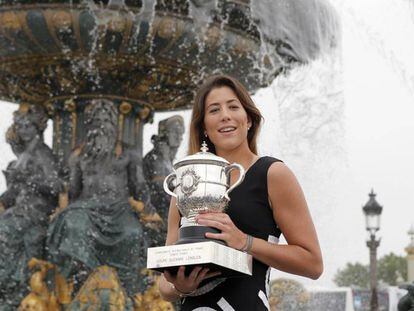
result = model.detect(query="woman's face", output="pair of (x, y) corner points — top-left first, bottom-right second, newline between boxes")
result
(203, 86), (251, 154)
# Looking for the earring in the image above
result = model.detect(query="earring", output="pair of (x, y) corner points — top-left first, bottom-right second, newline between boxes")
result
(247, 127), (250, 131)
(204, 131), (208, 137)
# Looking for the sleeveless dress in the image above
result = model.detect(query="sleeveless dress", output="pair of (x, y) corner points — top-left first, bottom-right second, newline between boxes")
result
(181, 156), (282, 311)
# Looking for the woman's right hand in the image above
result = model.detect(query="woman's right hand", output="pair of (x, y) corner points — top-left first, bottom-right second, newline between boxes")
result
(163, 266), (219, 295)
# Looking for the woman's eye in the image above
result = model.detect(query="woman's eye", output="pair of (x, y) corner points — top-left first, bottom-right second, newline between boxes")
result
(230, 105), (239, 110)
(209, 108), (219, 113)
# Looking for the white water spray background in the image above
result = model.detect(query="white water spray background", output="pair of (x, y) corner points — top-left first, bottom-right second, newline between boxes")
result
(259, 0), (414, 287)
(1, 0), (414, 287)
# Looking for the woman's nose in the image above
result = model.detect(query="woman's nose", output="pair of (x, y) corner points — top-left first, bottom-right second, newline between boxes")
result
(220, 107), (231, 120)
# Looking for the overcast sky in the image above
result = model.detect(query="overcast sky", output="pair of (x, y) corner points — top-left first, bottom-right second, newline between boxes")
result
(325, 0), (414, 284)
(0, 0), (413, 287)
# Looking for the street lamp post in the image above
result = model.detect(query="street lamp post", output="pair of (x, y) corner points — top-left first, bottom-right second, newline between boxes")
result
(362, 189), (383, 311)
(405, 225), (414, 283)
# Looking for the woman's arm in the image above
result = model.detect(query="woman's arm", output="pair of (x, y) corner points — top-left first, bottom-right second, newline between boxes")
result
(198, 162), (323, 280)
(250, 162), (323, 279)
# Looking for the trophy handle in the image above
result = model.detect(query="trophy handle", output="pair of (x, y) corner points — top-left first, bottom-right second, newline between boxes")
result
(224, 163), (245, 200)
(163, 173), (177, 198)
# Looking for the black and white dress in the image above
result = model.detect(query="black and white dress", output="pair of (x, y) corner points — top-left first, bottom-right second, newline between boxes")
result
(181, 157), (283, 311)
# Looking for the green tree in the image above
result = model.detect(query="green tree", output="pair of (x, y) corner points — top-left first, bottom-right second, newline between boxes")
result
(378, 252), (407, 286)
(333, 253), (407, 288)
(333, 262), (369, 288)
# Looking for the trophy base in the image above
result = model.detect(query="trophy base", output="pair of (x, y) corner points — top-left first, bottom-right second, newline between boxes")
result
(175, 225), (225, 245)
(147, 241), (252, 278)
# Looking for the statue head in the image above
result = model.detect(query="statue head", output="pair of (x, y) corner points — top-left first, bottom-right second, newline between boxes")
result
(84, 99), (118, 133)
(13, 104), (48, 143)
(83, 99), (118, 160)
(158, 115), (185, 149)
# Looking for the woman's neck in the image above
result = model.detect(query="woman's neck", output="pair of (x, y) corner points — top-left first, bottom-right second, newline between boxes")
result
(216, 144), (258, 171)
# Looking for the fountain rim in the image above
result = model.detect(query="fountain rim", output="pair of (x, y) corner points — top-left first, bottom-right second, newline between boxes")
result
(0, 7), (261, 44)
(0, 3), (144, 13)
(0, 96), (195, 114)
(0, 0), (251, 12)
(0, 94), (156, 117)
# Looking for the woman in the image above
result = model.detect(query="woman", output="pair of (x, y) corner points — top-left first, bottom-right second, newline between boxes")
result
(159, 75), (323, 310)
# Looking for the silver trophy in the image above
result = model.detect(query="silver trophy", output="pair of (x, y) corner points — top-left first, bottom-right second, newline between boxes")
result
(163, 142), (245, 244)
(147, 142), (252, 277)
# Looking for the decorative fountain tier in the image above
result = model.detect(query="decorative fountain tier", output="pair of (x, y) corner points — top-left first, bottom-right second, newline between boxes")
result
(0, 0), (340, 165)
(0, 0), (339, 111)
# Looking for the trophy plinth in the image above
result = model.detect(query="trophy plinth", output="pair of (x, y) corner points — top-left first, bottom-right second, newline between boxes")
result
(147, 242), (252, 277)
(146, 142), (251, 277)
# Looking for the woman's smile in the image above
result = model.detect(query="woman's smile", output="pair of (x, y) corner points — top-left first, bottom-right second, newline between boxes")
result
(218, 126), (236, 133)
(217, 125), (237, 136)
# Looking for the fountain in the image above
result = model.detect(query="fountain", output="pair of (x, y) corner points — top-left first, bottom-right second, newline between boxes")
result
(0, 0), (339, 309)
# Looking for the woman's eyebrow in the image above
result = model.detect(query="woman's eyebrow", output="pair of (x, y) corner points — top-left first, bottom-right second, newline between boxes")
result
(206, 102), (220, 108)
(206, 98), (238, 108)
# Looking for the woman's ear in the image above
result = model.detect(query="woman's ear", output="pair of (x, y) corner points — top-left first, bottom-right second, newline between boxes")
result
(247, 117), (252, 129)
(202, 125), (207, 138)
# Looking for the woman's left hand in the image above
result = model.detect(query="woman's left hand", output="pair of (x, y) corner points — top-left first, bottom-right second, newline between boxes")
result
(195, 212), (247, 250)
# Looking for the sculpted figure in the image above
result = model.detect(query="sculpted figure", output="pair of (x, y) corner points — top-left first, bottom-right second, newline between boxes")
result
(143, 115), (184, 244)
(47, 99), (149, 297)
(0, 104), (61, 309)
(398, 283), (414, 311)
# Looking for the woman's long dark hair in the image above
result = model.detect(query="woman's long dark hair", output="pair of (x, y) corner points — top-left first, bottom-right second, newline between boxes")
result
(188, 75), (263, 155)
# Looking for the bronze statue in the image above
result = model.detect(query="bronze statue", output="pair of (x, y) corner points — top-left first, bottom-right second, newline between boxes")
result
(47, 99), (150, 298)
(143, 115), (184, 244)
(0, 104), (62, 310)
(398, 283), (414, 311)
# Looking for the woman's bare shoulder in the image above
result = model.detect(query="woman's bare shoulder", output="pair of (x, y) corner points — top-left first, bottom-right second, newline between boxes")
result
(267, 161), (294, 180)
(267, 161), (303, 197)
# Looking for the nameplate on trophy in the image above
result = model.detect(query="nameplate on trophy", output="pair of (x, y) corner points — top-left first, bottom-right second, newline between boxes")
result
(147, 241), (252, 277)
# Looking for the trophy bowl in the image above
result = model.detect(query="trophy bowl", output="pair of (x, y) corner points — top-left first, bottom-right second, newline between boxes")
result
(163, 142), (245, 244)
